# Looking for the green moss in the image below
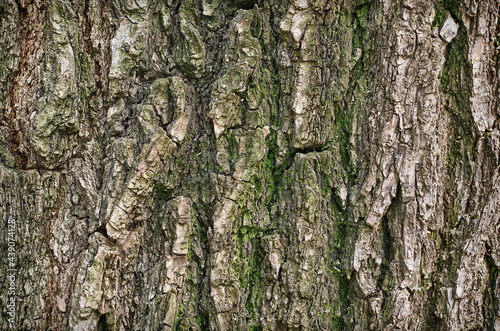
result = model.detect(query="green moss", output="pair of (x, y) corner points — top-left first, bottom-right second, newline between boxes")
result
(441, 23), (475, 139)
(263, 70), (292, 207)
(432, 1), (448, 29)
(433, 0), (462, 28)
(330, 274), (354, 329)
(326, 183), (356, 329)
(175, 303), (184, 327)
(353, 3), (369, 35)
(173, 1), (206, 79)
(352, 2), (370, 55)
(253, 175), (263, 195)
(232, 226), (267, 328)
(441, 8), (477, 231)
(0, 145), (16, 168)
(422, 18), (477, 328)
(153, 181), (174, 200)
(227, 131), (237, 168)
(263, 127), (278, 206)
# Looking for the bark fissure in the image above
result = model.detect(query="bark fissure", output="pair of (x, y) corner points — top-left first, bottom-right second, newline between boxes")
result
(1, 0), (499, 330)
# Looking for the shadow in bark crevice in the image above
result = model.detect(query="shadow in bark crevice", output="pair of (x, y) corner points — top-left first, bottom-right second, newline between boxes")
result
(378, 182), (401, 326)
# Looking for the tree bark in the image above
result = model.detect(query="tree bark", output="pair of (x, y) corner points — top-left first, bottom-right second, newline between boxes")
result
(1, 0), (499, 330)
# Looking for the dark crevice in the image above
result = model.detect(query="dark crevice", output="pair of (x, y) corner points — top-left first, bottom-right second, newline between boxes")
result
(121, 112), (131, 133)
(377, 182), (401, 327)
(97, 314), (111, 331)
(433, 5), (491, 329)
(484, 242), (499, 331)
(411, 30), (418, 60)
(6, 0), (33, 170)
(424, 280), (441, 329)
(292, 143), (330, 155)
(378, 201), (396, 288)
(93, 225), (111, 240)
(153, 181), (175, 201)
(230, 0), (260, 10)
(195, 217), (210, 330)
(330, 182), (356, 330)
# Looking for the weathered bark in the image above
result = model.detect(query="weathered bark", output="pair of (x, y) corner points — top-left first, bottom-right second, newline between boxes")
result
(1, 0), (499, 330)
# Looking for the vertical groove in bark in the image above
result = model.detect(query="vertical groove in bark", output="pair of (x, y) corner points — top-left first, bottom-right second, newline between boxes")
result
(0, 0), (499, 330)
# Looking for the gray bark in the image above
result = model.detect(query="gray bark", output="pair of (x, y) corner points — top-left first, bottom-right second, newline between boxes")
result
(0, 0), (499, 330)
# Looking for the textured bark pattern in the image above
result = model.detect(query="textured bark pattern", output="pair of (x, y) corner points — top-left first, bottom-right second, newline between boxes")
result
(0, 0), (499, 330)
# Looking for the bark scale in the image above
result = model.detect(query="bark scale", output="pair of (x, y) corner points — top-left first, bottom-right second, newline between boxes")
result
(0, 0), (499, 330)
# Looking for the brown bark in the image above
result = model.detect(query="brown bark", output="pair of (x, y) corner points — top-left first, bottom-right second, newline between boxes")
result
(0, 0), (499, 330)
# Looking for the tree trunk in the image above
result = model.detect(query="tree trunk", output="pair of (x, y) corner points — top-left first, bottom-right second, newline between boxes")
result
(1, 0), (499, 329)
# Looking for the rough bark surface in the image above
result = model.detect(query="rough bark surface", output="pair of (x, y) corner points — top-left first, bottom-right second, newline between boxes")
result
(1, 0), (499, 330)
